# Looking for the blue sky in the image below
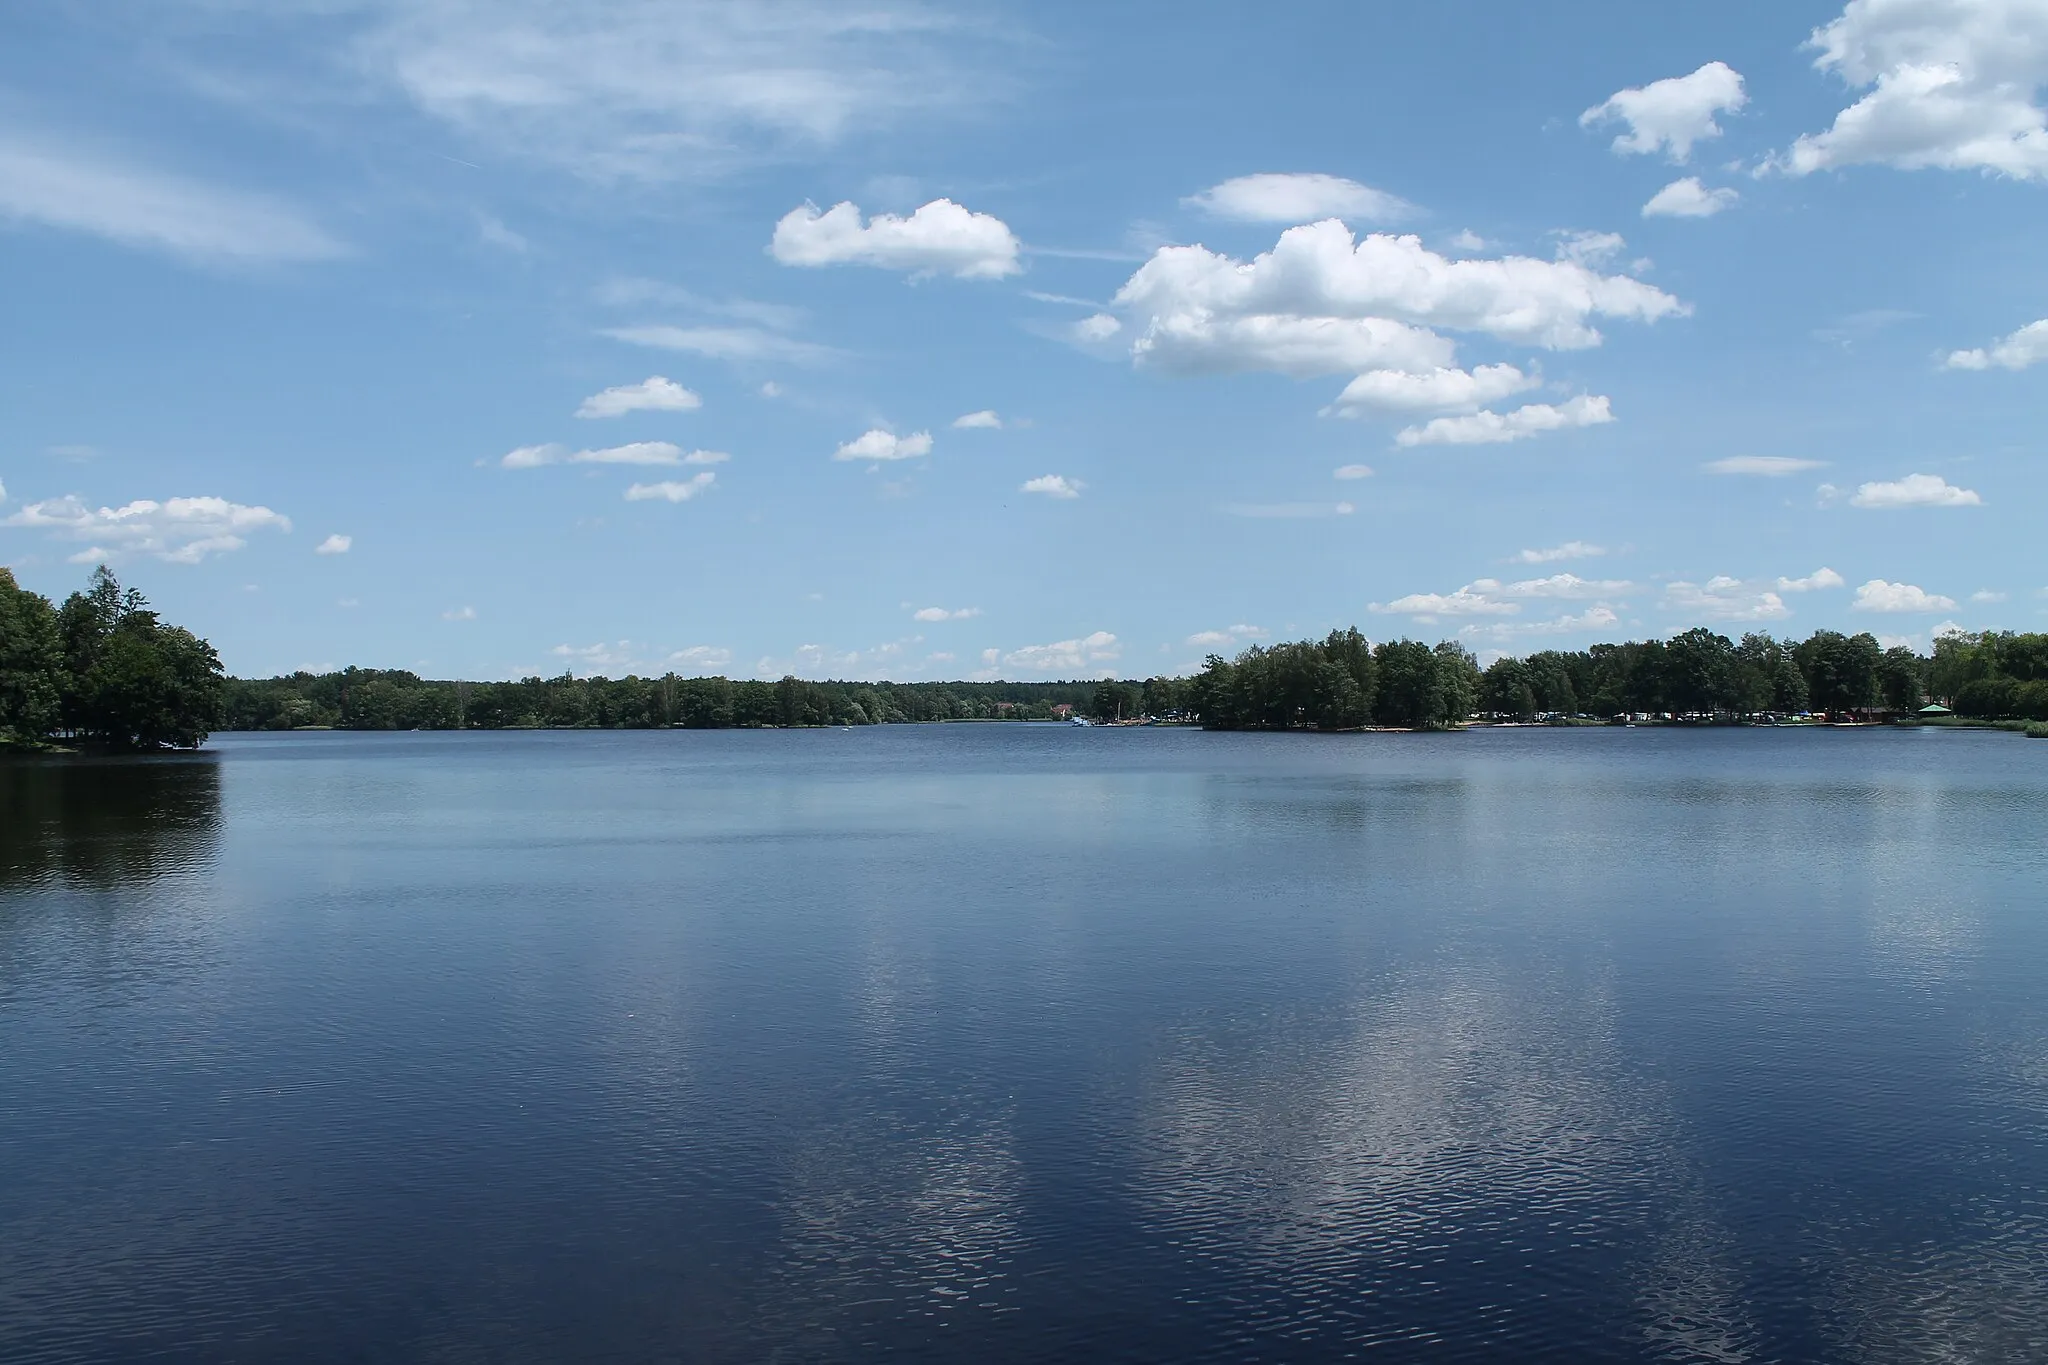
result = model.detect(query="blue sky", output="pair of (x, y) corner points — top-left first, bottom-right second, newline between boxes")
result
(2, 0), (2045, 680)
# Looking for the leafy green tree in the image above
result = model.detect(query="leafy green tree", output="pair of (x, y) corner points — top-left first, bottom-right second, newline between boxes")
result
(1523, 651), (1578, 715)
(1664, 628), (1738, 717)
(1322, 628), (1377, 715)
(1796, 630), (1882, 714)
(0, 568), (64, 746)
(1879, 646), (1926, 711)
(1090, 680), (1139, 721)
(53, 567), (223, 750)
(1481, 657), (1537, 719)
(1141, 675), (1185, 717)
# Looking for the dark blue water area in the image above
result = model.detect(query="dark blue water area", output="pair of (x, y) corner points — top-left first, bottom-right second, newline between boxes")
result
(2, 724), (2045, 1363)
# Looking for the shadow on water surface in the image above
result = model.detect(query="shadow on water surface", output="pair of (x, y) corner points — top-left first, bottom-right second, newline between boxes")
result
(0, 754), (222, 889)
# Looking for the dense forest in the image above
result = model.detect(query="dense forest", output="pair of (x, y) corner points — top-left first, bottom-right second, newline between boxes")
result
(1, 567), (224, 751)
(1193, 625), (2048, 731)
(220, 670), (1104, 731)
(7, 565), (2048, 746)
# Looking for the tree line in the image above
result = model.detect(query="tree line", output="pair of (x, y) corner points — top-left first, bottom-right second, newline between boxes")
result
(8, 565), (2048, 748)
(220, 670), (1106, 732)
(1193, 625), (2048, 730)
(1, 567), (225, 751)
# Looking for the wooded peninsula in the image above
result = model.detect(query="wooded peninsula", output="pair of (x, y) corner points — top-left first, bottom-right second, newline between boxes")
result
(5, 567), (2046, 750)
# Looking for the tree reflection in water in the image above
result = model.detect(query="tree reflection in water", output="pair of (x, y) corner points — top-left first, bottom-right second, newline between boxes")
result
(0, 756), (221, 889)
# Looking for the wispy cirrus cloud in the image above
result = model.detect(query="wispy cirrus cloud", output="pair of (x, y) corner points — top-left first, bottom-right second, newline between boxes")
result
(1513, 541), (1605, 564)
(0, 133), (344, 265)
(333, 0), (1005, 182)
(502, 442), (727, 468)
(602, 325), (837, 366)
(625, 473), (716, 502)
(1704, 455), (1827, 476)
(1001, 631), (1119, 675)
(1186, 623), (1266, 648)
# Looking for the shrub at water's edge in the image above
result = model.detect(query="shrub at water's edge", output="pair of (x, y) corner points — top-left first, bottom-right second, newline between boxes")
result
(2029, 722), (2048, 740)
(0, 566), (224, 752)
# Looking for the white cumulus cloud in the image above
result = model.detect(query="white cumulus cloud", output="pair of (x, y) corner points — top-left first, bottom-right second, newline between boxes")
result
(575, 375), (702, 418)
(1778, 567), (1847, 592)
(1396, 395), (1615, 447)
(1662, 576), (1792, 622)
(1780, 0), (2048, 180)
(1643, 177), (1741, 217)
(315, 534), (352, 556)
(1372, 582), (1523, 619)
(1329, 363), (1539, 415)
(1333, 464), (1376, 480)
(1074, 313), (1121, 342)
(912, 606), (981, 622)
(951, 410), (1003, 429)
(1704, 455), (1829, 476)
(834, 429), (933, 462)
(771, 198), (1021, 279)
(1113, 221), (1686, 361)
(625, 472), (716, 502)
(1945, 318), (2048, 370)
(1183, 173), (1416, 224)
(1582, 62), (1749, 161)
(443, 605), (477, 621)
(1021, 474), (1082, 499)
(5, 494), (291, 564)
(1853, 578), (1957, 612)
(1850, 473), (1982, 508)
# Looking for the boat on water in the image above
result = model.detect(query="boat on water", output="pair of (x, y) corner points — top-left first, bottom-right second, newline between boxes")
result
(1068, 715), (1093, 726)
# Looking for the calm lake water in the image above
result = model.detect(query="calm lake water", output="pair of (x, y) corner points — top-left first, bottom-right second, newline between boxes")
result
(2, 725), (2046, 1363)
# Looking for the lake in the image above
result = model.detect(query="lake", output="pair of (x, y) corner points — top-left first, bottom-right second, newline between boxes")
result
(2, 724), (2045, 1363)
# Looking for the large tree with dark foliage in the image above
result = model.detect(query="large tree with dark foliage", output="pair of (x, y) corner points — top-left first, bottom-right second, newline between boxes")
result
(0, 566), (223, 750)
(0, 568), (64, 746)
